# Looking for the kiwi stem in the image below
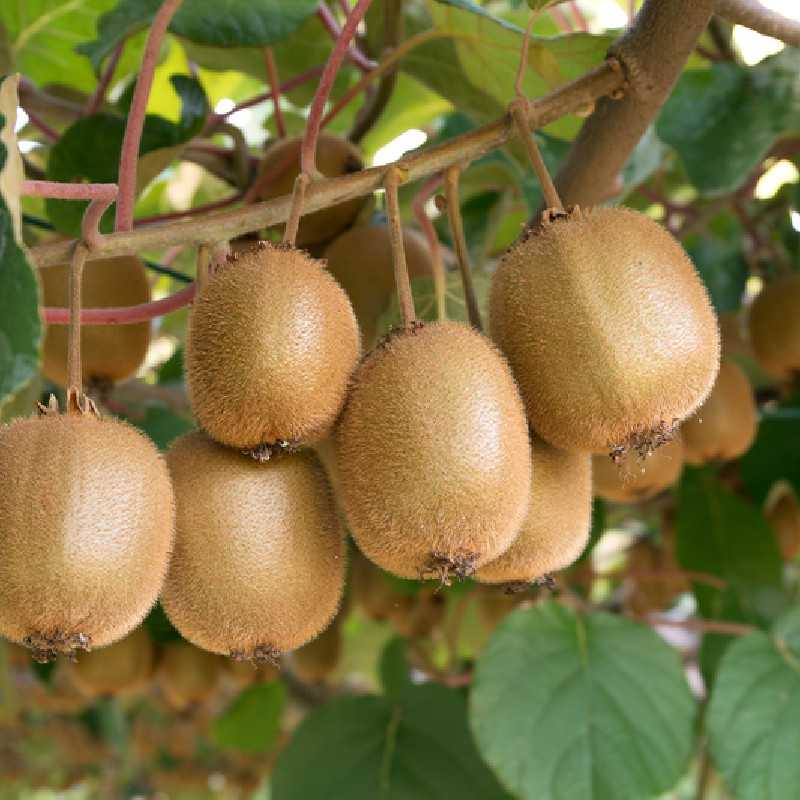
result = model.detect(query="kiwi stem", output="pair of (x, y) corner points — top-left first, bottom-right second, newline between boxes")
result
(85, 41), (124, 116)
(263, 48), (287, 139)
(283, 173), (311, 246)
(510, 100), (564, 212)
(316, 2), (377, 74)
(384, 165), (416, 329)
(440, 166), (483, 331)
(114, 0), (184, 232)
(301, 0), (374, 177)
(412, 174), (448, 322)
(196, 244), (211, 291)
(513, 11), (540, 99)
(66, 242), (89, 399)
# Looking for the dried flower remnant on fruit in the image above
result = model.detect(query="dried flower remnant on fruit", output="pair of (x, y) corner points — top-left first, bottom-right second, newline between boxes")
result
(420, 551), (480, 587)
(23, 630), (92, 664)
(230, 644), (281, 668)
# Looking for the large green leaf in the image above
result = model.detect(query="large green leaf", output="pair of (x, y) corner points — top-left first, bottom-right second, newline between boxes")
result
(657, 49), (800, 196)
(470, 602), (696, 800)
(707, 607), (800, 800)
(212, 682), (286, 754)
(272, 683), (510, 800)
(0, 75), (42, 410)
(79, 0), (318, 71)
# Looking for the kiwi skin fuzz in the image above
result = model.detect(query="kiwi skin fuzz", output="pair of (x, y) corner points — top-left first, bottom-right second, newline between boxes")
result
(682, 358), (757, 465)
(256, 133), (366, 247)
(40, 255), (151, 387)
(476, 437), (592, 585)
(0, 413), (175, 661)
(490, 207), (720, 455)
(157, 642), (223, 711)
(323, 224), (434, 348)
(748, 272), (800, 380)
(593, 435), (684, 504)
(161, 432), (346, 661)
(186, 242), (360, 451)
(336, 321), (532, 581)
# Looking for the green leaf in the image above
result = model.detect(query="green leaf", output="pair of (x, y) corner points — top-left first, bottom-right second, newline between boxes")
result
(212, 682), (286, 754)
(685, 221), (748, 313)
(79, 0), (318, 71)
(272, 684), (510, 800)
(378, 637), (411, 699)
(0, 76), (42, 410)
(470, 602), (696, 800)
(707, 607), (800, 800)
(657, 49), (800, 196)
(128, 406), (193, 451)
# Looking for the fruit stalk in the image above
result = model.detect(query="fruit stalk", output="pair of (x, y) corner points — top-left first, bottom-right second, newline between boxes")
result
(412, 174), (447, 322)
(66, 243), (89, 397)
(316, 2), (377, 74)
(115, 0), (185, 232)
(263, 47), (286, 139)
(384, 165), (415, 328)
(283, 173), (310, 246)
(510, 101), (563, 212)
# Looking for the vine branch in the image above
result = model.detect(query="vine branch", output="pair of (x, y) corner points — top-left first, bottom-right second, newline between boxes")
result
(715, 0), (800, 47)
(316, 2), (377, 73)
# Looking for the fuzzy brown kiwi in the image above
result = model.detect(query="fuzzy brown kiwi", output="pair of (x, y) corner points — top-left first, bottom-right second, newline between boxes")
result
(336, 321), (531, 582)
(69, 625), (154, 698)
(476, 436), (592, 586)
(765, 482), (800, 561)
(157, 642), (223, 711)
(387, 588), (446, 639)
(490, 207), (720, 456)
(186, 242), (360, 454)
(161, 432), (345, 662)
(290, 614), (343, 683)
(475, 586), (525, 631)
(350, 547), (397, 621)
(682, 358), (757, 465)
(592, 436), (684, 504)
(226, 658), (280, 688)
(40, 255), (151, 387)
(623, 537), (688, 616)
(747, 272), (800, 380)
(0, 411), (174, 662)
(323, 224), (433, 348)
(255, 133), (366, 247)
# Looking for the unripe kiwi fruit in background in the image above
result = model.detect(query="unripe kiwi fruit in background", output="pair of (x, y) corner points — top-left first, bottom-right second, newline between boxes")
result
(161, 432), (345, 661)
(226, 658), (280, 687)
(0, 412), (174, 661)
(681, 358), (757, 465)
(623, 537), (688, 616)
(157, 642), (223, 710)
(336, 321), (531, 581)
(350, 547), (397, 621)
(290, 613), (343, 683)
(186, 242), (360, 452)
(592, 436), (684, 504)
(476, 586), (525, 631)
(40, 255), (151, 386)
(323, 224), (434, 348)
(69, 625), (154, 698)
(490, 207), (720, 455)
(255, 133), (366, 247)
(747, 272), (800, 380)
(476, 437), (592, 585)
(765, 482), (800, 561)
(22, 661), (92, 715)
(387, 588), (446, 639)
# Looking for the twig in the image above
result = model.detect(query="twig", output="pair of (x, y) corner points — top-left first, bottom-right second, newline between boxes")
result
(85, 42), (125, 116)
(715, 0), (800, 47)
(439, 166), (482, 330)
(18, 106), (59, 142)
(22, 180), (117, 200)
(636, 616), (755, 636)
(384, 165), (415, 329)
(302, 0), (374, 176)
(316, 2), (377, 73)
(115, 0), (184, 232)
(412, 174), (447, 322)
(205, 122), (251, 189)
(263, 48), (286, 139)
(31, 61), (626, 268)
(81, 197), (116, 249)
(569, 1), (589, 32)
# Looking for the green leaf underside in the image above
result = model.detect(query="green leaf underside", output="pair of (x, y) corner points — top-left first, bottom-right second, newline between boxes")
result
(212, 682), (286, 753)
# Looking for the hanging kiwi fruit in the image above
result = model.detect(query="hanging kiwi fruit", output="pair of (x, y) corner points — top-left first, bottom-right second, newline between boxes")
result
(765, 481), (800, 561)
(747, 271), (800, 380)
(681, 358), (758, 465)
(39, 254), (152, 388)
(623, 535), (688, 617)
(161, 431), (345, 663)
(157, 642), (224, 711)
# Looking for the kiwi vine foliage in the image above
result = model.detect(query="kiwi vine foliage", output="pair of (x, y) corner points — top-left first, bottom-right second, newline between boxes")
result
(1, 0), (800, 798)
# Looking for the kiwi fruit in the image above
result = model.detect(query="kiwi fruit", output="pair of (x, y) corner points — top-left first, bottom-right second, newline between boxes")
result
(765, 481), (800, 561)
(350, 548), (397, 621)
(748, 271), (800, 380)
(476, 436), (592, 586)
(69, 625), (154, 698)
(490, 207), (720, 456)
(157, 642), (223, 711)
(593, 436), (684, 503)
(186, 242), (360, 454)
(323, 224), (433, 347)
(290, 614), (343, 683)
(623, 536), (688, 616)
(387, 588), (446, 639)
(476, 586), (525, 631)
(161, 431), (345, 662)
(255, 133), (366, 247)
(22, 661), (92, 714)
(226, 658), (280, 687)
(40, 255), (151, 387)
(336, 321), (531, 581)
(0, 410), (174, 661)
(681, 358), (757, 465)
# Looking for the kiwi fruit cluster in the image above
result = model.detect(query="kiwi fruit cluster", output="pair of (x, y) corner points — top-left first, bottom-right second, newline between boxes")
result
(747, 271), (800, 380)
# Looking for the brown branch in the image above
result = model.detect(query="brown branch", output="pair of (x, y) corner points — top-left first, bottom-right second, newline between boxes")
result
(384, 165), (415, 328)
(639, 616), (756, 637)
(553, 0), (716, 208)
(715, 0), (800, 47)
(31, 61), (625, 268)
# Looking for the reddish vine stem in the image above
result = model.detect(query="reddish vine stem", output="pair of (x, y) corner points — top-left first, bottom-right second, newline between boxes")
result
(85, 41), (125, 116)
(412, 173), (447, 322)
(66, 243), (89, 397)
(115, 0), (185, 232)
(439, 166), (482, 331)
(569, 1), (589, 32)
(316, 2), (377, 73)
(641, 617), (755, 637)
(81, 198), (115, 249)
(135, 193), (242, 226)
(384, 165), (415, 329)
(19, 106), (59, 142)
(263, 48), (286, 139)
(302, 0), (374, 176)
(22, 180), (118, 200)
